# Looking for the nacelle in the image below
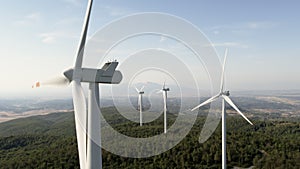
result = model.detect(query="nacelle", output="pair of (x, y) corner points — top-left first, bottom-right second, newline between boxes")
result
(63, 61), (122, 84)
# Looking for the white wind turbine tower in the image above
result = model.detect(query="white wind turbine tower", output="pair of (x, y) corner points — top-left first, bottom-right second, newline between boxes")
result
(158, 82), (170, 134)
(33, 0), (122, 169)
(135, 86), (145, 126)
(191, 49), (253, 169)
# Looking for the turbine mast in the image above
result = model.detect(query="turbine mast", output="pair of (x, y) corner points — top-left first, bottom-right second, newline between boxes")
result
(87, 83), (102, 169)
(222, 98), (226, 169)
(163, 91), (167, 133)
(139, 93), (143, 126)
(191, 49), (253, 168)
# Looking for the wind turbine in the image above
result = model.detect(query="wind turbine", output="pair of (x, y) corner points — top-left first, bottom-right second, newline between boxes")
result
(135, 86), (145, 126)
(33, 0), (122, 169)
(158, 82), (170, 134)
(191, 49), (253, 169)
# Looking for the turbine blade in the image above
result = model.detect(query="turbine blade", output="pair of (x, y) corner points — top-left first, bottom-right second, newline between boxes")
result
(135, 86), (139, 93)
(220, 48), (228, 92)
(140, 85), (145, 92)
(222, 95), (253, 125)
(72, 80), (87, 168)
(74, 0), (93, 69)
(191, 94), (220, 111)
(156, 90), (163, 94)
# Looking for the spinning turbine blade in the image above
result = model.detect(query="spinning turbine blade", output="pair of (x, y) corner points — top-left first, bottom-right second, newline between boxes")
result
(43, 76), (69, 86)
(135, 86), (139, 93)
(74, 0), (93, 70)
(45, 76), (69, 86)
(222, 95), (253, 125)
(32, 81), (41, 88)
(220, 48), (228, 92)
(191, 94), (220, 111)
(32, 76), (69, 88)
(72, 80), (87, 169)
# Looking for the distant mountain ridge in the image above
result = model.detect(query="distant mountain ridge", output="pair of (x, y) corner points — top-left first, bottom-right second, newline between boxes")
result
(0, 112), (75, 137)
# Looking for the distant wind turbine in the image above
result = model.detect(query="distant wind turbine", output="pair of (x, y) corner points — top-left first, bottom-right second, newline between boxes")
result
(191, 49), (253, 169)
(33, 1), (122, 169)
(135, 85), (145, 126)
(157, 82), (170, 134)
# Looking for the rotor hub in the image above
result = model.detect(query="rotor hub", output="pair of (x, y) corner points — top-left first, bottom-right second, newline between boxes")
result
(163, 88), (170, 91)
(223, 91), (230, 96)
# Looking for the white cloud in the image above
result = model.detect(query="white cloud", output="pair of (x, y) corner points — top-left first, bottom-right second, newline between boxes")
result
(213, 30), (220, 35)
(14, 12), (41, 25)
(55, 17), (81, 26)
(63, 0), (82, 6)
(26, 13), (41, 21)
(104, 6), (132, 17)
(209, 42), (249, 48)
(244, 21), (278, 29)
(39, 33), (57, 43)
(159, 36), (167, 42)
(39, 31), (77, 44)
(209, 21), (279, 34)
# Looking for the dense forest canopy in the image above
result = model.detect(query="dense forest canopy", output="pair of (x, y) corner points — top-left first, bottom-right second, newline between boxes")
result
(0, 108), (299, 169)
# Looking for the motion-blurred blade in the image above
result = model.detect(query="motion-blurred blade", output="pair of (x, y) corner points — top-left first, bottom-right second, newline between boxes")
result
(222, 95), (253, 125)
(74, 0), (93, 70)
(156, 90), (163, 94)
(44, 76), (70, 86)
(72, 80), (87, 169)
(191, 94), (220, 111)
(220, 48), (228, 93)
(32, 76), (69, 88)
(32, 81), (41, 88)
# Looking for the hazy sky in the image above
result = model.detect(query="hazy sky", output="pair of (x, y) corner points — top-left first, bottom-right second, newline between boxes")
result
(0, 0), (300, 98)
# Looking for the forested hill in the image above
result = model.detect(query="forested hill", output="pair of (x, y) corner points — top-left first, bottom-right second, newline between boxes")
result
(0, 109), (299, 169)
(0, 112), (75, 137)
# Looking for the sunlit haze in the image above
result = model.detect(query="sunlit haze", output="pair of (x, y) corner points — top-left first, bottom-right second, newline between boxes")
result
(1, 0), (300, 99)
